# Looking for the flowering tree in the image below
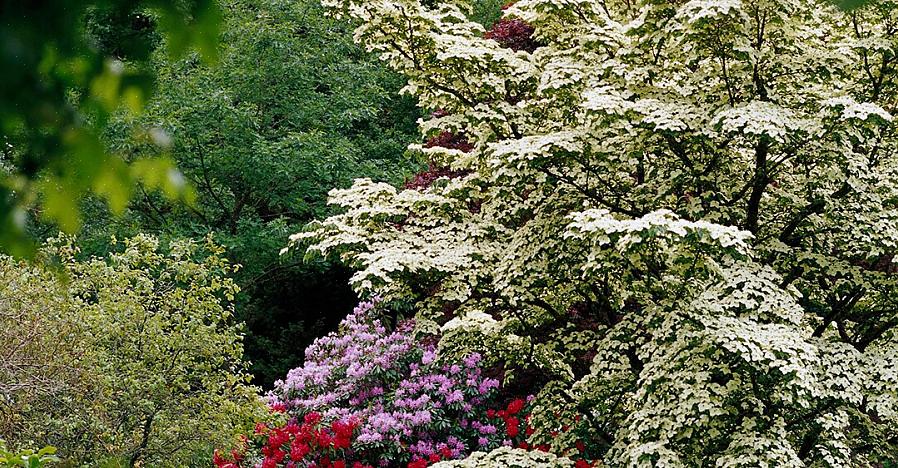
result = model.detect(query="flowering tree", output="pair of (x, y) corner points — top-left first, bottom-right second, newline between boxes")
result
(291, 0), (898, 464)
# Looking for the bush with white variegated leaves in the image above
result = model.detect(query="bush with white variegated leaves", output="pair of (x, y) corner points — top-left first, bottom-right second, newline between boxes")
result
(431, 447), (575, 467)
(289, 0), (898, 464)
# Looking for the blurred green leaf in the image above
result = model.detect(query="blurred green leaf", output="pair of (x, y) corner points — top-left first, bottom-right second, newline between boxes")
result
(0, 0), (222, 255)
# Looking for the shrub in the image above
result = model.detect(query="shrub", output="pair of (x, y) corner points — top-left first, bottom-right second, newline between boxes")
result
(0, 441), (58, 468)
(0, 236), (264, 466)
(483, 18), (538, 53)
(217, 301), (528, 467)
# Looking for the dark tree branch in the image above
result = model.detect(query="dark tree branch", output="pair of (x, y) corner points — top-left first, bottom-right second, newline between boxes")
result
(744, 138), (770, 234)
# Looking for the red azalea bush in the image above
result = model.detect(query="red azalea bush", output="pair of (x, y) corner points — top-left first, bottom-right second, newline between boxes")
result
(215, 413), (361, 468)
(483, 399), (596, 467)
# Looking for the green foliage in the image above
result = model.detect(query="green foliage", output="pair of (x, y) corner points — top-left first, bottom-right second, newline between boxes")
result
(0, 235), (263, 466)
(468, 0), (507, 27)
(0, 441), (59, 468)
(85, 0), (421, 385)
(0, 0), (220, 256)
(836, 0), (877, 10)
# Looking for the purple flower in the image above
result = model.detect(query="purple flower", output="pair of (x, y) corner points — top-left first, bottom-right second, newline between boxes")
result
(478, 424), (497, 435)
(464, 353), (482, 368)
(265, 301), (506, 465)
(478, 378), (500, 394)
(446, 390), (464, 404)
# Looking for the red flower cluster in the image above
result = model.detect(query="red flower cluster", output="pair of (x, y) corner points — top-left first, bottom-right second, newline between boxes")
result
(488, 398), (543, 451)
(502, 398), (524, 438)
(486, 398), (526, 440)
(484, 18), (539, 53)
(215, 413), (364, 468)
(213, 449), (245, 468)
(269, 402), (288, 413)
(486, 401), (596, 467)
(406, 446), (453, 468)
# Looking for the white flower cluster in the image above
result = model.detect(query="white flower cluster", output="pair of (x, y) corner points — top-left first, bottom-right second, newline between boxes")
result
(431, 447), (575, 467)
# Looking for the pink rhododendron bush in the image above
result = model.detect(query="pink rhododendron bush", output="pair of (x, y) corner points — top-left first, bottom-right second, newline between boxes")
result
(215, 301), (597, 467)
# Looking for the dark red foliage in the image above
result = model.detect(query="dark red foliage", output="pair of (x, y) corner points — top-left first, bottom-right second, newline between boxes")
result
(404, 163), (471, 190)
(852, 253), (898, 273)
(404, 131), (475, 190)
(423, 131), (475, 153)
(484, 18), (539, 53)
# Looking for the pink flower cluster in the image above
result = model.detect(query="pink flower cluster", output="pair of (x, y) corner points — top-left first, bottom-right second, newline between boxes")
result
(220, 301), (511, 467)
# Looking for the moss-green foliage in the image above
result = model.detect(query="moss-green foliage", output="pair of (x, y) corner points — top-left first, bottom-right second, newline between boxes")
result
(78, 0), (422, 385)
(469, 0), (507, 28)
(0, 236), (263, 467)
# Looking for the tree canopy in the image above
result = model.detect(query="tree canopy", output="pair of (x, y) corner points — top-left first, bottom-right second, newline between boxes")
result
(85, 0), (422, 385)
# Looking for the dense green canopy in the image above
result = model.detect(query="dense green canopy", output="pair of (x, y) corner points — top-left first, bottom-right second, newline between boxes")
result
(83, 0), (421, 384)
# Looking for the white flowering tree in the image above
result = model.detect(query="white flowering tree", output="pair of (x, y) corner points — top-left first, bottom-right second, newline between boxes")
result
(290, 0), (898, 464)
